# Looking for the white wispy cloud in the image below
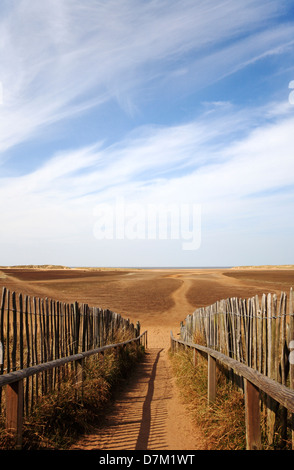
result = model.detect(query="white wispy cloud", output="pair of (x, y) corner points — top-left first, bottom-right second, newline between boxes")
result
(1, 0), (293, 266)
(0, 0), (293, 157)
(1, 101), (293, 238)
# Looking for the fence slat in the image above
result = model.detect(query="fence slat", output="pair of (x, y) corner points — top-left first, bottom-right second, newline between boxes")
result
(179, 287), (294, 448)
(12, 292), (17, 372)
(0, 286), (141, 426)
(1, 329), (147, 450)
(0, 287), (6, 376)
(171, 330), (294, 450)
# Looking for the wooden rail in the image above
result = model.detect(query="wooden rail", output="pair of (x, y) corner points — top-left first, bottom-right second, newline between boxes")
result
(0, 330), (147, 449)
(179, 289), (294, 446)
(0, 287), (141, 416)
(170, 331), (294, 450)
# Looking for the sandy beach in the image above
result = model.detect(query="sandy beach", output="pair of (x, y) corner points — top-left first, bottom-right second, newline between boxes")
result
(1, 265), (293, 449)
(1, 265), (293, 334)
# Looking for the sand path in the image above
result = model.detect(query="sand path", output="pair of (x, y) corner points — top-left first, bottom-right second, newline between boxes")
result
(71, 275), (207, 450)
(1, 266), (293, 451)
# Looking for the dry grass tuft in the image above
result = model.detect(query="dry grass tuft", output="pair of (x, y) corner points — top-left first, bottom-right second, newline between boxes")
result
(0, 342), (145, 450)
(169, 347), (246, 450)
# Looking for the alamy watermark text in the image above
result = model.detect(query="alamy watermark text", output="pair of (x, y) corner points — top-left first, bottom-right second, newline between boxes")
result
(93, 198), (201, 251)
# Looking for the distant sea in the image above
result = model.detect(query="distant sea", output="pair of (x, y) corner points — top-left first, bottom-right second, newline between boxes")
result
(125, 266), (233, 269)
(70, 266), (233, 269)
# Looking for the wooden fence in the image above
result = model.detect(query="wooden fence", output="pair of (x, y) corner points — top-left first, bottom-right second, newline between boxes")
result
(0, 286), (140, 416)
(170, 332), (294, 450)
(0, 330), (147, 449)
(178, 288), (294, 448)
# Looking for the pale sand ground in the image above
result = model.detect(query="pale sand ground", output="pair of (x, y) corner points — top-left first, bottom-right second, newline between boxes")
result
(70, 274), (206, 450)
(0, 266), (293, 450)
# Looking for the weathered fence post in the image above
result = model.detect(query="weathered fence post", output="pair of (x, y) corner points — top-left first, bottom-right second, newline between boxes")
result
(75, 358), (84, 401)
(244, 378), (261, 450)
(6, 379), (24, 449)
(208, 355), (216, 404)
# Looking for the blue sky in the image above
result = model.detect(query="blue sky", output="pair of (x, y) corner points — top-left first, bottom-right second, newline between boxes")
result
(0, 0), (294, 268)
